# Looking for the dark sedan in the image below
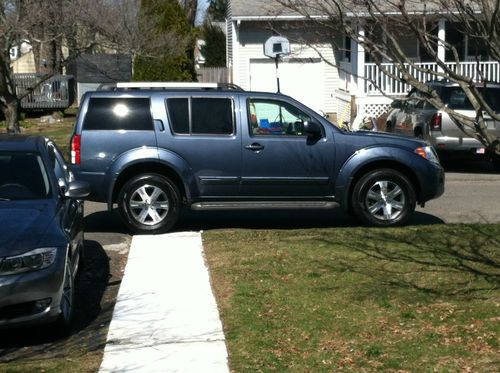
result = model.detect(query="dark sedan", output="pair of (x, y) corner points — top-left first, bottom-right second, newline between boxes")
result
(0, 135), (89, 330)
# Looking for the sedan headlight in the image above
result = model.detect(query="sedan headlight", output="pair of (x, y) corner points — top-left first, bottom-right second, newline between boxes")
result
(0, 248), (57, 276)
(415, 146), (440, 164)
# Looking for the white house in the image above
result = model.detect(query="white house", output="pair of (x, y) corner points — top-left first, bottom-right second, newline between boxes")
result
(226, 0), (500, 124)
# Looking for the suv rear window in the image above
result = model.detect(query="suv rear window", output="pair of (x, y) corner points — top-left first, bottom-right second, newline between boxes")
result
(83, 98), (153, 130)
(166, 97), (234, 135)
(442, 87), (500, 111)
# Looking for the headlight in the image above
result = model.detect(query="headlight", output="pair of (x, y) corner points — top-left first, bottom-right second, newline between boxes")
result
(415, 146), (440, 164)
(0, 248), (57, 276)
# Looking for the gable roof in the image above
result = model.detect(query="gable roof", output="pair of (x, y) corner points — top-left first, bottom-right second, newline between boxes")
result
(228, 0), (466, 21)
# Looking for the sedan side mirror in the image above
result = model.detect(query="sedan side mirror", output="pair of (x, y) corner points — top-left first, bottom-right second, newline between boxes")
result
(64, 180), (90, 199)
(303, 121), (322, 138)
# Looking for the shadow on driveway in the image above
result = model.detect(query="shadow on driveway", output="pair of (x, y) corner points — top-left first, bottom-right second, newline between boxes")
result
(0, 240), (111, 361)
(82, 203), (444, 234)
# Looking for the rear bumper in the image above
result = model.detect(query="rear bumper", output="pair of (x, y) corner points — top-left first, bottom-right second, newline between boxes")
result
(70, 166), (107, 202)
(430, 134), (485, 152)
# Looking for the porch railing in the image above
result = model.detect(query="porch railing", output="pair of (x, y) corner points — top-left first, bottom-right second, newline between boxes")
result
(364, 61), (500, 95)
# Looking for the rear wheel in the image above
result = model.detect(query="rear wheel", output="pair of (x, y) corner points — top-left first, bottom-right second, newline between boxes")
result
(118, 174), (181, 234)
(492, 155), (500, 173)
(352, 169), (416, 227)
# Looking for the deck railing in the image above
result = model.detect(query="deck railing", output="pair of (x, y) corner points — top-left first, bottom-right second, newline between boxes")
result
(364, 61), (500, 95)
(14, 74), (75, 110)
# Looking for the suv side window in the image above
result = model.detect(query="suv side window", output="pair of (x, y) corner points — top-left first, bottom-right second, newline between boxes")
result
(248, 98), (311, 136)
(166, 97), (234, 135)
(83, 98), (153, 131)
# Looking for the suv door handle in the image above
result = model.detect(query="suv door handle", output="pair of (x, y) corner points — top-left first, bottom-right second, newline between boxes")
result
(154, 119), (165, 132)
(245, 143), (264, 151)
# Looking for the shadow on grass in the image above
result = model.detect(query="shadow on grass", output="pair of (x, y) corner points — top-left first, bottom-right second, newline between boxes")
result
(174, 208), (444, 232)
(315, 224), (500, 298)
(0, 240), (111, 361)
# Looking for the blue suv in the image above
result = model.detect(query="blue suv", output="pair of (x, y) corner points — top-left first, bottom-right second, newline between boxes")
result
(70, 82), (444, 233)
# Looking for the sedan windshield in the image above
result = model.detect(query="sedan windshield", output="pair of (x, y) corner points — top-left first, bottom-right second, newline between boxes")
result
(0, 152), (51, 200)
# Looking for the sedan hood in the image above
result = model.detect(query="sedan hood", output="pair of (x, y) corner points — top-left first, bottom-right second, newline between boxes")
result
(0, 202), (55, 257)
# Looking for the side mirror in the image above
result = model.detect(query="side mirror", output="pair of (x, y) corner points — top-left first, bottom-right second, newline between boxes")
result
(64, 180), (90, 199)
(303, 121), (322, 138)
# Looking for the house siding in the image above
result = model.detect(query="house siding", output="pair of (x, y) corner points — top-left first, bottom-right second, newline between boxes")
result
(231, 22), (339, 116)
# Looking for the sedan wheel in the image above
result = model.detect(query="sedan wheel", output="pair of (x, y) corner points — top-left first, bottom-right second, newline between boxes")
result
(352, 169), (416, 227)
(54, 257), (74, 334)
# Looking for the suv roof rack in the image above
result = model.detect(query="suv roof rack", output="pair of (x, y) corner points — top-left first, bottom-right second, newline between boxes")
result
(97, 82), (244, 91)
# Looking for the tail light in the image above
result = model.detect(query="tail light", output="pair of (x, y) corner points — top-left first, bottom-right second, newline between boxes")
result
(430, 113), (442, 131)
(71, 134), (81, 165)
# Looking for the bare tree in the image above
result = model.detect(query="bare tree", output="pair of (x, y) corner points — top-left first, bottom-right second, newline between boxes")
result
(1, 0), (198, 133)
(0, 0), (89, 133)
(274, 0), (500, 156)
(181, 0), (198, 27)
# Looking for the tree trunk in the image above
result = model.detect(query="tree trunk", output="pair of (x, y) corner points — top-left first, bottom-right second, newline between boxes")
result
(2, 97), (21, 134)
(0, 52), (21, 134)
(183, 0), (198, 27)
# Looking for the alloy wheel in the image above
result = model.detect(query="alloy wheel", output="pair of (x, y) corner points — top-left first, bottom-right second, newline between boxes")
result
(365, 180), (406, 221)
(129, 184), (170, 226)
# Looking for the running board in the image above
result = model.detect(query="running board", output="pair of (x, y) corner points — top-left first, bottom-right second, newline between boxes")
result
(191, 201), (337, 211)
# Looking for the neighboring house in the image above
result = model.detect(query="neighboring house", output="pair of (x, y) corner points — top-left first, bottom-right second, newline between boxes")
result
(226, 0), (500, 124)
(10, 41), (35, 73)
(67, 54), (132, 105)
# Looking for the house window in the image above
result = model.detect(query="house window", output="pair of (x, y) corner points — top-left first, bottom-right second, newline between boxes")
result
(344, 36), (351, 62)
(445, 23), (466, 61)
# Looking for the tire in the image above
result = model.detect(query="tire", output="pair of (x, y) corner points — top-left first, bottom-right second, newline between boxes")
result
(351, 169), (416, 227)
(118, 174), (181, 234)
(492, 155), (500, 173)
(54, 257), (74, 335)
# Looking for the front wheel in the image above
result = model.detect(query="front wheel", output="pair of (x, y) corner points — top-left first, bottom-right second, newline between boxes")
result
(351, 169), (416, 227)
(54, 257), (74, 335)
(118, 174), (181, 234)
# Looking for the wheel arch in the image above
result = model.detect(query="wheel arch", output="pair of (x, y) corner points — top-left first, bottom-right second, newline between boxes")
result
(342, 160), (421, 214)
(110, 162), (189, 210)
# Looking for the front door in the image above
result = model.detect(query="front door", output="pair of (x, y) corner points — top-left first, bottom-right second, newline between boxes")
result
(241, 97), (334, 197)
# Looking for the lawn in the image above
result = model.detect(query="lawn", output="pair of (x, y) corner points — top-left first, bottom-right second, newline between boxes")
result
(1, 110), (76, 159)
(203, 224), (500, 372)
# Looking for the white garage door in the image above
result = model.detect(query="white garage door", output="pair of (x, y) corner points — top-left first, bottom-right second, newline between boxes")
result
(249, 59), (325, 114)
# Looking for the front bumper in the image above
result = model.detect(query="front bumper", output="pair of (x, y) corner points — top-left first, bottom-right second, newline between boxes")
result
(419, 161), (445, 203)
(0, 253), (65, 328)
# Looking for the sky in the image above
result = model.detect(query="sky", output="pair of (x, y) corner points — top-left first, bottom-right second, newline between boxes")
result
(196, 0), (211, 25)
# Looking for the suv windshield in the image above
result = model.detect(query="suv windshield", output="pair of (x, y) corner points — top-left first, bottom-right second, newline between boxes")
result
(441, 86), (500, 111)
(0, 152), (51, 200)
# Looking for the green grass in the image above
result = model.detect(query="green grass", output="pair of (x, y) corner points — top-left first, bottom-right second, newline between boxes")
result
(1, 110), (76, 160)
(203, 224), (500, 372)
